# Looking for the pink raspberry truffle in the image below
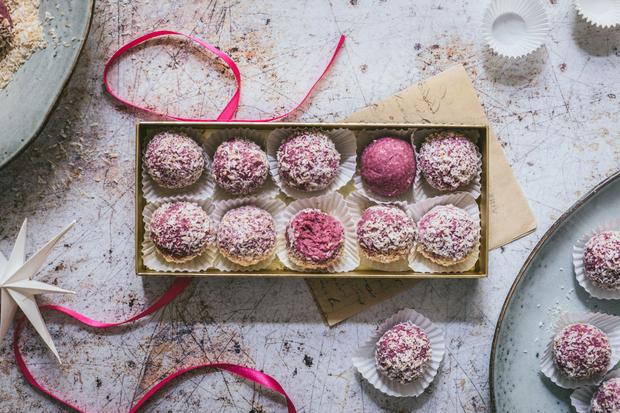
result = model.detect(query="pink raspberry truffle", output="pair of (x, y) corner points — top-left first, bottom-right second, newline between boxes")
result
(144, 132), (205, 189)
(217, 205), (276, 266)
(584, 231), (620, 290)
(212, 138), (269, 196)
(357, 205), (416, 263)
(418, 131), (480, 192)
(417, 205), (479, 266)
(375, 321), (432, 383)
(285, 208), (344, 269)
(360, 137), (416, 198)
(149, 202), (215, 263)
(591, 377), (620, 413)
(553, 323), (611, 380)
(276, 131), (340, 192)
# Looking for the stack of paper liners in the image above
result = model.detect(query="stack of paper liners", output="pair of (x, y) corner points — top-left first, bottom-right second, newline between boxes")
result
(306, 64), (536, 326)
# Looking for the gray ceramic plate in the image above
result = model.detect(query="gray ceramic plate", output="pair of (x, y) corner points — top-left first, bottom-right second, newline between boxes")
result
(491, 171), (620, 412)
(0, 0), (93, 168)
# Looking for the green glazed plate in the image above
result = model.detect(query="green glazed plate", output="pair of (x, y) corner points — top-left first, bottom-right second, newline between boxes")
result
(0, 0), (93, 168)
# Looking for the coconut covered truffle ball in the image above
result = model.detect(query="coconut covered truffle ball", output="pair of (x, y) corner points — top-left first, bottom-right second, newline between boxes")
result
(553, 323), (611, 380)
(217, 205), (276, 266)
(584, 231), (620, 290)
(276, 131), (341, 192)
(285, 208), (344, 269)
(418, 131), (480, 192)
(360, 137), (416, 198)
(417, 205), (479, 266)
(591, 377), (620, 413)
(357, 205), (416, 263)
(144, 132), (205, 189)
(149, 202), (215, 263)
(212, 139), (269, 196)
(375, 321), (432, 384)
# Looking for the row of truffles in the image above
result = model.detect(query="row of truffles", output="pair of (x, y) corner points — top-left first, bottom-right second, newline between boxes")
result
(143, 129), (481, 199)
(147, 200), (479, 270)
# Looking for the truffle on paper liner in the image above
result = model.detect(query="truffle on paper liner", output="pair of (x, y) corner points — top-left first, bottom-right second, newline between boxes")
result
(351, 308), (445, 398)
(412, 128), (482, 201)
(203, 127), (279, 200)
(573, 220), (620, 300)
(574, 0), (620, 29)
(266, 127), (357, 199)
(346, 191), (416, 272)
(141, 128), (216, 203)
(571, 368), (620, 413)
(142, 199), (217, 272)
(481, 0), (550, 59)
(211, 196), (286, 272)
(276, 192), (360, 273)
(352, 128), (419, 206)
(408, 192), (481, 273)
(540, 312), (620, 389)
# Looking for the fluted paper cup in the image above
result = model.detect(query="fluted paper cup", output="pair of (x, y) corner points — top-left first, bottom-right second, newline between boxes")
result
(575, 0), (620, 29)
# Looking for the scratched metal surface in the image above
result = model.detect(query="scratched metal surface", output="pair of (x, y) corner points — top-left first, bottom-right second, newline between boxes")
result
(0, 0), (618, 412)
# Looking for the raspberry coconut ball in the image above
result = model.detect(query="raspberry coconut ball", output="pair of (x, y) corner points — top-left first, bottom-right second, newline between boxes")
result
(212, 139), (269, 196)
(584, 231), (620, 290)
(360, 137), (416, 198)
(375, 321), (432, 384)
(285, 208), (344, 270)
(217, 205), (276, 266)
(417, 205), (480, 266)
(144, 132), (205, 189)
(553, 323), (611, 380)
(356, 205), (416, 264)
(149, 202), (215, 263)
(276, 131), (341, 192)
(591, 377), (620, 413)
(418, 131), (480, 192)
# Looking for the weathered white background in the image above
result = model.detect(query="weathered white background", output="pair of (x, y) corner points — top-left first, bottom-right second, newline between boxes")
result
(0, 0), (618, 412)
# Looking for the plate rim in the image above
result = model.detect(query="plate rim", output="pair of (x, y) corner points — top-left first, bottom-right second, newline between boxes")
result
(0, 0), (95, 170)
(489, 169), (620, 411)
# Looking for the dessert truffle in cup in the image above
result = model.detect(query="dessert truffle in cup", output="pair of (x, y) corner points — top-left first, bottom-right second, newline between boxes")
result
(357, 205), (416, 264)
(285, 208), (345, 270)
(360, 137), (416, 198)
(591, 377), (620, 413)
(418, 131), (480, 192)
(417, 204), (480, 266)
(212, 138), (269, 196)
(583, 231), (620, 290)
(216, 205), (276, 266)
(149, 201), (215, 263)
(553, 323), (611, 380)
(144, 132), (206, 189)
(276, 131), (341, 192)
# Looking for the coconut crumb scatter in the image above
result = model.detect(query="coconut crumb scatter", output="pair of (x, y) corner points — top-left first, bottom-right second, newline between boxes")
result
(0, 0), (48, 89)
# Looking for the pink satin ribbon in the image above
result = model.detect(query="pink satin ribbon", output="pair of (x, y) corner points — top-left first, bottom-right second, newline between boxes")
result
(15, 29), (346, 412)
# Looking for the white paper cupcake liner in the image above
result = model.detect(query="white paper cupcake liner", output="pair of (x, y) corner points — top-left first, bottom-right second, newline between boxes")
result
(353, 128), (418, 205)
(575, 0), (620, 29)
(210, 196), (286, 272)
(276, 192), (360, 273)
(141, 128), (216, 203)
(142, 199), (217, 272)
(266, 127), (357, 199)
(346, 191), (416, 272)
(203, 127), (279, 200)
(408, 192), (481, 273)
(571, 369), (620, 413)
(482, 0), (550, 59)
(412, 128), (482, 201)
(540, 312), (620, 389)
(573, 221), (620, 300)
(351, 308), (445, 398)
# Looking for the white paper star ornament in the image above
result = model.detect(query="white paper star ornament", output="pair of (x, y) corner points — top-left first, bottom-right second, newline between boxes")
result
(0, 219), (75, 362)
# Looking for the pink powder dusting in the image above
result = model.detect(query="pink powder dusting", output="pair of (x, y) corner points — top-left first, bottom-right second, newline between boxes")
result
(285, 208), (344, 267)
(553, 323), (611, 380)
(357, 205), (416, 263)
(360, 137), (416, 197)
(212, 138), (269, 195)
(144, 132), (205, 189)
(591, 377), (620, 413)
(584, 231), (620, 290)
